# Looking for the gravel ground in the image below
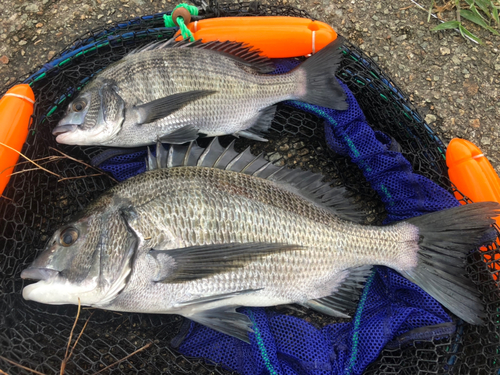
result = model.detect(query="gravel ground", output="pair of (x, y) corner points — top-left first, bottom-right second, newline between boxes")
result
(0, 0), (499, 172)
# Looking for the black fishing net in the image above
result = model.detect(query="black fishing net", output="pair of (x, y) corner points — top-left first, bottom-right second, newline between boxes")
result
(0, 1), (498, 374)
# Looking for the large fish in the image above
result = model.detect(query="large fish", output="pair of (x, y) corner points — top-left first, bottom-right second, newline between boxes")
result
(53, 38), (347, 147)
(22, 139), (498, 342)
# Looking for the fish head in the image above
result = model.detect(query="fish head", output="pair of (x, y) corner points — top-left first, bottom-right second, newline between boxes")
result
(53, 82), (125, 146)
(22, 195), (137, 307)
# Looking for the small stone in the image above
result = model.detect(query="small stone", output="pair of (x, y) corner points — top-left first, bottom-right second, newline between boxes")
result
(452, 55), (461, 65)
(396, 34), (407, 41)
(425, 114), (437, 124)
(482, 137), (491, 145)
(293, 141), (305, 149)
(25, 3), (39, 12)
(268, 153), (282, 163)
(464, 80), (479, 96)
(97, 14), (104, 19)
(19, 40), (27, 46)
(471, 118), (480, 128)
(495, 64), (500, 71)
(21, 50), (25, 56)
(0, 55), (9, 64)
(440, 47), (451, 55)
(36, 22), (43, 28)
(47, 50), (56, 60)
(278, 144), (290, 152)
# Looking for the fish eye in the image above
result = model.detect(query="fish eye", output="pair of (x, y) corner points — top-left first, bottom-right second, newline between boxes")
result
(59, 227), (79, 247)
(72, 99), (87, 112)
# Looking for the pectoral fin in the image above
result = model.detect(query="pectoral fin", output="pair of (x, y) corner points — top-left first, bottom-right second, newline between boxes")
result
(149, 242), (303, 283)
(133, 90), (217, 125)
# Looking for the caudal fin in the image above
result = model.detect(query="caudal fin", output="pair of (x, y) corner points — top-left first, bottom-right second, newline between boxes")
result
(297, 38), (348, 111)
(402, 202), (500, 324)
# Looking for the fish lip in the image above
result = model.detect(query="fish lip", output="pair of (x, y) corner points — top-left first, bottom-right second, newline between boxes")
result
(52, 123), (77, 136)
(21, 268), (60, 281)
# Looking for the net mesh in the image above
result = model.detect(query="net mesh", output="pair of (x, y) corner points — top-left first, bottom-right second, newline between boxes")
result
(0, 1), (499, 374)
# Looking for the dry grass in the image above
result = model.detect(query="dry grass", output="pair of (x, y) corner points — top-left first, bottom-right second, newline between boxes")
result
(0, 300), (151, 375)
(0, 142), (117, 184)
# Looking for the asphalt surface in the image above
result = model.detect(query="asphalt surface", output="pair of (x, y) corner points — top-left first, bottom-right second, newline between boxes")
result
(0, 0), (499, 170)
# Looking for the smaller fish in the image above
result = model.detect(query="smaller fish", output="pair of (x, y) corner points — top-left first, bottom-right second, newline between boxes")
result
(52, 38), (348, 147)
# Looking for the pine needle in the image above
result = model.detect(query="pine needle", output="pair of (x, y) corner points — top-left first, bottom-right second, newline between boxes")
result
(66, 311), (95, 364)
(60, 298), (82, 375)
(0, 142), (62, 179)
(49, 147), (117, 183)
(0, 356), (45, 375)
(91, 342), (153, 375)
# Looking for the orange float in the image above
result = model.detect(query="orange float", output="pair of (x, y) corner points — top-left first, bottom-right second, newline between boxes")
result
(0, 84), (35, 196)
(446, 138), (500, 279)
(175, 16), (338, 58)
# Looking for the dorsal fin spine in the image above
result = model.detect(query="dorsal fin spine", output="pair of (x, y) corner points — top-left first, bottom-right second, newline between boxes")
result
(183, 142), (194, 166)
(240, 153), (263, 174)
(225, 146), (250, 171)
(147, 139), (365, 223)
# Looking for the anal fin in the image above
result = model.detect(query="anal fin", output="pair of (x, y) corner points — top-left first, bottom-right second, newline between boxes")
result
(303, 265), (373, 317)
(236, 105), (277, 142)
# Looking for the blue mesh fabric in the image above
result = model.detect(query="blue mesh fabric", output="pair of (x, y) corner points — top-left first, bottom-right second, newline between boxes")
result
(178, 269), (451, 375)
(98, 58), (461, 374)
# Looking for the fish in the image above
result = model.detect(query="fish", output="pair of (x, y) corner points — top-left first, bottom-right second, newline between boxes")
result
(52, 38), (348, 148)
(21, 139), (499, 342)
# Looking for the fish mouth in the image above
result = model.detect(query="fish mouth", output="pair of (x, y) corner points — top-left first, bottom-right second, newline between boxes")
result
(21, 267), (60, 281)
(52, 124), (77, 136)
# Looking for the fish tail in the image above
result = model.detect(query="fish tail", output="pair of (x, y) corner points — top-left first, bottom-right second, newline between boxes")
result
(296, 37), (348, 111)
(401, 201), (500, 325)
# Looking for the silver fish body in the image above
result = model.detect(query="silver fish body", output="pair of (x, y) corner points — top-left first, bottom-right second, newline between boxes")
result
(22, 140), (498, 341)
(53, 39), (347, 147)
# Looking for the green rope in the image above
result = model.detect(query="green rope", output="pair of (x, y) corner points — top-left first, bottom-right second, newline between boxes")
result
(246, 309), (279, 375)
(345, 270), (377, 375)
(163, 3), (198, 41)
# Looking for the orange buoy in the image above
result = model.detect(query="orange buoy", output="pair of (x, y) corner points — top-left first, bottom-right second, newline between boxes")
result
(0, 84), (35, 196)
(446, 138), (500, 279)
(175, 16), (338, 58)
(446, 138), (500, 204)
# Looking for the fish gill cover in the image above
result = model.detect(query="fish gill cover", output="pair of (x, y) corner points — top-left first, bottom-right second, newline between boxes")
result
(0, 1), (499, 375)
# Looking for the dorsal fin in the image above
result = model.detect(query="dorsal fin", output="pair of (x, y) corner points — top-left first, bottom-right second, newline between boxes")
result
(128, 38), (275, 73)
(146, 139), (365, 223)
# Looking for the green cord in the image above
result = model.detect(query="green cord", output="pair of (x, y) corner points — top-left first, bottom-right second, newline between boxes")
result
(345, 270), (376, 375)
(163, 3), (198, 42)
(247, 309), (279, 375)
